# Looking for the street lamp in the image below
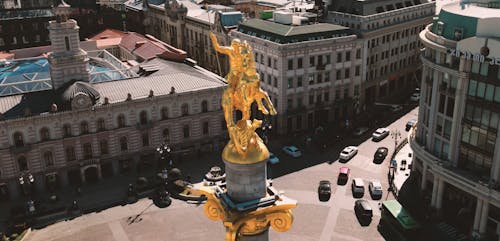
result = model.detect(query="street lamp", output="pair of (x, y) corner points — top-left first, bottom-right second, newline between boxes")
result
(156, 142), (172, 170)
(19, 172), (34, 196)
(391, 130), (402, 149)
(260, 119), (272, 145)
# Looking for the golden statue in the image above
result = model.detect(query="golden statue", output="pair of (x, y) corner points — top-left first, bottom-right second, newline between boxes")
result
(210, 33), (277, 164)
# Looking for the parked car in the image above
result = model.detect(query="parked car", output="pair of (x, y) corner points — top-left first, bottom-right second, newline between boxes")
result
(390, 105), (403, 113)
(410, 92), (420, 102)
(351, 178), (365, 198)
(374, 147), (389, 164)
(369, 180), (383, 200)
(282, 146), (302, 158)
(337, 167), (350, 185)
(354, 199), (373, 223)
(318, 180), (332, 202)
(400, 160), (407, 171)
(406, 119), (417, 131)
(353, 127), (369, 137)
(372, 128), (390, 141)
(339, 146), (358, 161)
(268, 152), (280, 164)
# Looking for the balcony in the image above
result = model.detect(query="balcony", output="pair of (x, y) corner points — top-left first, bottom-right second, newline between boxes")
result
(79, 158), (100, 167)
(409, 127), (500, 206)
(10, 144), (32, 154)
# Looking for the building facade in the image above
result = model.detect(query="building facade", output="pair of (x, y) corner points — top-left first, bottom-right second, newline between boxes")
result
(0, 10), (226, 200)
(326, 0), (435, 105)
(412, 1), (500, 239)
(232, 16), (363, 134)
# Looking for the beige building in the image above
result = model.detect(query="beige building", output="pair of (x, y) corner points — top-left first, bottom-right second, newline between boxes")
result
(326, 0), (435, 105)
(232, 15), (363, 134)
(0, 6), (226, 200)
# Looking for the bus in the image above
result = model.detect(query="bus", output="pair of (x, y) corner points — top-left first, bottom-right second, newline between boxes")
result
(378, 200), (422, 241)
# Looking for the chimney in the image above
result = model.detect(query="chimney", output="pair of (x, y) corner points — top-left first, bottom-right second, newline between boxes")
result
(170, 87), (176, 94)
(103, 97), (109, 105)
(135, 41), (147, 48)
(126, 93), (132, 101)
(149, 89), (154, 98)
(50, 103), (58, 112)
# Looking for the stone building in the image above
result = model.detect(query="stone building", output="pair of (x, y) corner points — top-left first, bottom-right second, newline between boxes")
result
(0, 5), (226, 200)
(232, 14), (363, 134)
(411, 1), (500, 239)
(326, 0), (435, 105)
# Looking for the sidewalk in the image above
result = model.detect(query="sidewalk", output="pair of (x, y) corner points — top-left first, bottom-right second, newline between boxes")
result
(392, 143), (413, 194)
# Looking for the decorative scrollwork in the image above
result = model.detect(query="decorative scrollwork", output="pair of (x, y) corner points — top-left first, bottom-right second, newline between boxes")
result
(204, 199), (225, 221)
(268, 210), (294, 232)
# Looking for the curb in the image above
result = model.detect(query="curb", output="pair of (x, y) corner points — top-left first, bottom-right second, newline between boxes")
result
(19, 228), (31, 241)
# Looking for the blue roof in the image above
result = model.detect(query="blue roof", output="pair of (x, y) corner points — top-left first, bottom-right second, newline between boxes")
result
(220, 12), (242, 27)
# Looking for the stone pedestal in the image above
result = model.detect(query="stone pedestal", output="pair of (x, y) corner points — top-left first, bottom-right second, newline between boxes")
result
(224, 159), (267, 203)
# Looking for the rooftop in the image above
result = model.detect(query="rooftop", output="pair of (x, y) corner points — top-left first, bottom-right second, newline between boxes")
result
(237, 18), (352, 44)
(442, 1), (500, 18)
(0, 8), (54, 20)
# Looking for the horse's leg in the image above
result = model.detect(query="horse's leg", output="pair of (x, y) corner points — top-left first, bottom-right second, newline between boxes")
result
(258, 91), (277, 115)
(222, 90), (234, 127)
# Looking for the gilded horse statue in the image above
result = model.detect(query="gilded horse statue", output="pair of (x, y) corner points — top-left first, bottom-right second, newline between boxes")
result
(209, 33), (277, 162)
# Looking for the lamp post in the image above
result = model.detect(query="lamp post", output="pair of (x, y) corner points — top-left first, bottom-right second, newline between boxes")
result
(261, 121), (272, 145)
(19, 172), (35, 196)
(391, 130), (402, 150)
(156, 142), (172, 170)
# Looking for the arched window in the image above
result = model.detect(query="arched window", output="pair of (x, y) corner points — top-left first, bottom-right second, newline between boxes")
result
(63, 124), (72, 137)
(80, 121), (89, 134)
(120, 137), (128, 151)
(161, 107), (169, 120)
(203, 121), (209, 135)
(13, 132), (24, 147)
(83, 143), (92, 159)
(142, 133), (149, 147)
(201, 100), (208, 113)
(162, 128), (170, 142)
(97, 118), (106, 131)
(99, 140), (109, 155)
(181, 103), (189, 116)
(117, 114), (126, 128)
(183, 125), (190, 138)
(44, 151), (54, 167)
(40, 127), (50, 141)
(65, 146), (76, 162)
(139, 111), (148, 125)
(17, 156), (28, 171)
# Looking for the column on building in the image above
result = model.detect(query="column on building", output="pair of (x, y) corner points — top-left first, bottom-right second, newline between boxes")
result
(490, 121), (500, 182)
(435, 178), (445, 211)
(473, 198), (483, 232)
(431, 173), (439, 207)
(448, 72), (467, 164)
(426, 69), (441, 149)
(421, 162), (428, 191)
(479, 200), (490, 235)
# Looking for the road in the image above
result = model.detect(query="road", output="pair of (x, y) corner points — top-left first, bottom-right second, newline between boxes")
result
(26, 107), (419, 241)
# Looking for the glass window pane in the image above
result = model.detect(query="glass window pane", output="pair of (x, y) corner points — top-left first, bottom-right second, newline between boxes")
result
(473, 107), (482, 124)
(468, 80), (477, 96)
(470, 128), (479, 146)
(472, 62), (480, 73)
(434, 138), (442, 155)
(486, 84), (494, 101)
(480, 63), (488, 76)
(477, 82), (486, 98)
(495, 86), (500, 103)
(490, 112), (498, 129)
(462, 126), (470, 142)
(465, 104), (473, 121)
(444, 120), (452, 139)
(481, 109), (490, 127)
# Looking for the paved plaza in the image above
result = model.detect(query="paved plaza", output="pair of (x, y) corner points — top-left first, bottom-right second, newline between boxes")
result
(25, 108), (419, 241)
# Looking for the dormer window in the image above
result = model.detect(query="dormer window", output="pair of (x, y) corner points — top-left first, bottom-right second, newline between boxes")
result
(454, 28), (463, 40)
(436, 21), (444, 35)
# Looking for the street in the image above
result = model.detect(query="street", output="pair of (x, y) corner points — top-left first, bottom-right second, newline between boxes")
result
(25, 107), (419, 241)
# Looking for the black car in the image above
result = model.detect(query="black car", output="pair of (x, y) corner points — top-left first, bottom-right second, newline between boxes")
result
(354, 200), (373, 225)
(318, 180), (332, 202)
(374, 147), (389, 164)
(406, 119), (417, 131)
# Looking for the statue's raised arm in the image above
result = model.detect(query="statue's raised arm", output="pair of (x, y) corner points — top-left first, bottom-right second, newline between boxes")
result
(210, 33), (232, 55)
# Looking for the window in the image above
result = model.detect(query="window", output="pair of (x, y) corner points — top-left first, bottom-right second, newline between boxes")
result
(337, 53), (342, 62)
(80, 121), (89, 134)
(203, 121), (209, 135)
(44, 151), (54, 167)
(117, 114), (126, 128)
(181, 103), (189, 116)
(142, 133), (149, 147)
(355, 66), (360, 76)
(100, 140), (109, 155)
(345, 69), (350, 78)
(83, 143), (92, 159)
(65, 146), (76, 162)
(273, 59), (277, 69)
(91, 119), (103, 133)
(64, 36), (70, 51)
(336, 70), (341, 80)
(287, 98), (293, 108)
(287, 78), (293, 89)
(40, 128), (50, 141)
(162, 128), (170, 142)
(201, 100), (208, 113)
(326, 55), (331, 64)
(63, 124), (72, 137)
(13, 132), (24, 147)
(183, 125), (190, 138)
(324, 92), (330, 102)
(309, 74), (315, 85)
(356, 49), (361, 59)
(268, 57), (271, 67)
(161, 107), (169, 120)
(18, 157), (28, 171)
(325, 72), (330, 82)
(297, 76), (303, 87)
(273, 77), (277, 87)
(346, 52), (351, 61)
(298, 58), (303, 68)
(309, 94), (314, 105)
(310, 56), (315, 67)
(11, 36), (17, 45)
(120, 137), (128, 151)
(139, 111), (148, 125)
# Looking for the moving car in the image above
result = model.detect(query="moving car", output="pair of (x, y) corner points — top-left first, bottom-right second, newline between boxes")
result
(338, 167), (350, 185)
(282, 146), (302, 158)
(353, 127), (369, 137)
(374, 147), (389, 164)
(400, 160), (407, 171)
(369, 180), (383, 199)
(268, 152), (280, 164)
(406, 119), (417, 131)
(390, 105), (403, 113)
(355, 199), (373, 223)
(318, 180), (332, 202)
(410, 93), (420, 102)
(372, 128), (390, 141)
(339, 146), (358, 161)
(351, 178), (365, 198)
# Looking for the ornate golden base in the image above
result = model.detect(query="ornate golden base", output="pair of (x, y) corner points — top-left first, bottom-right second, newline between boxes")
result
(222, 119), (270, 165)
(203, 192), (296, 241)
